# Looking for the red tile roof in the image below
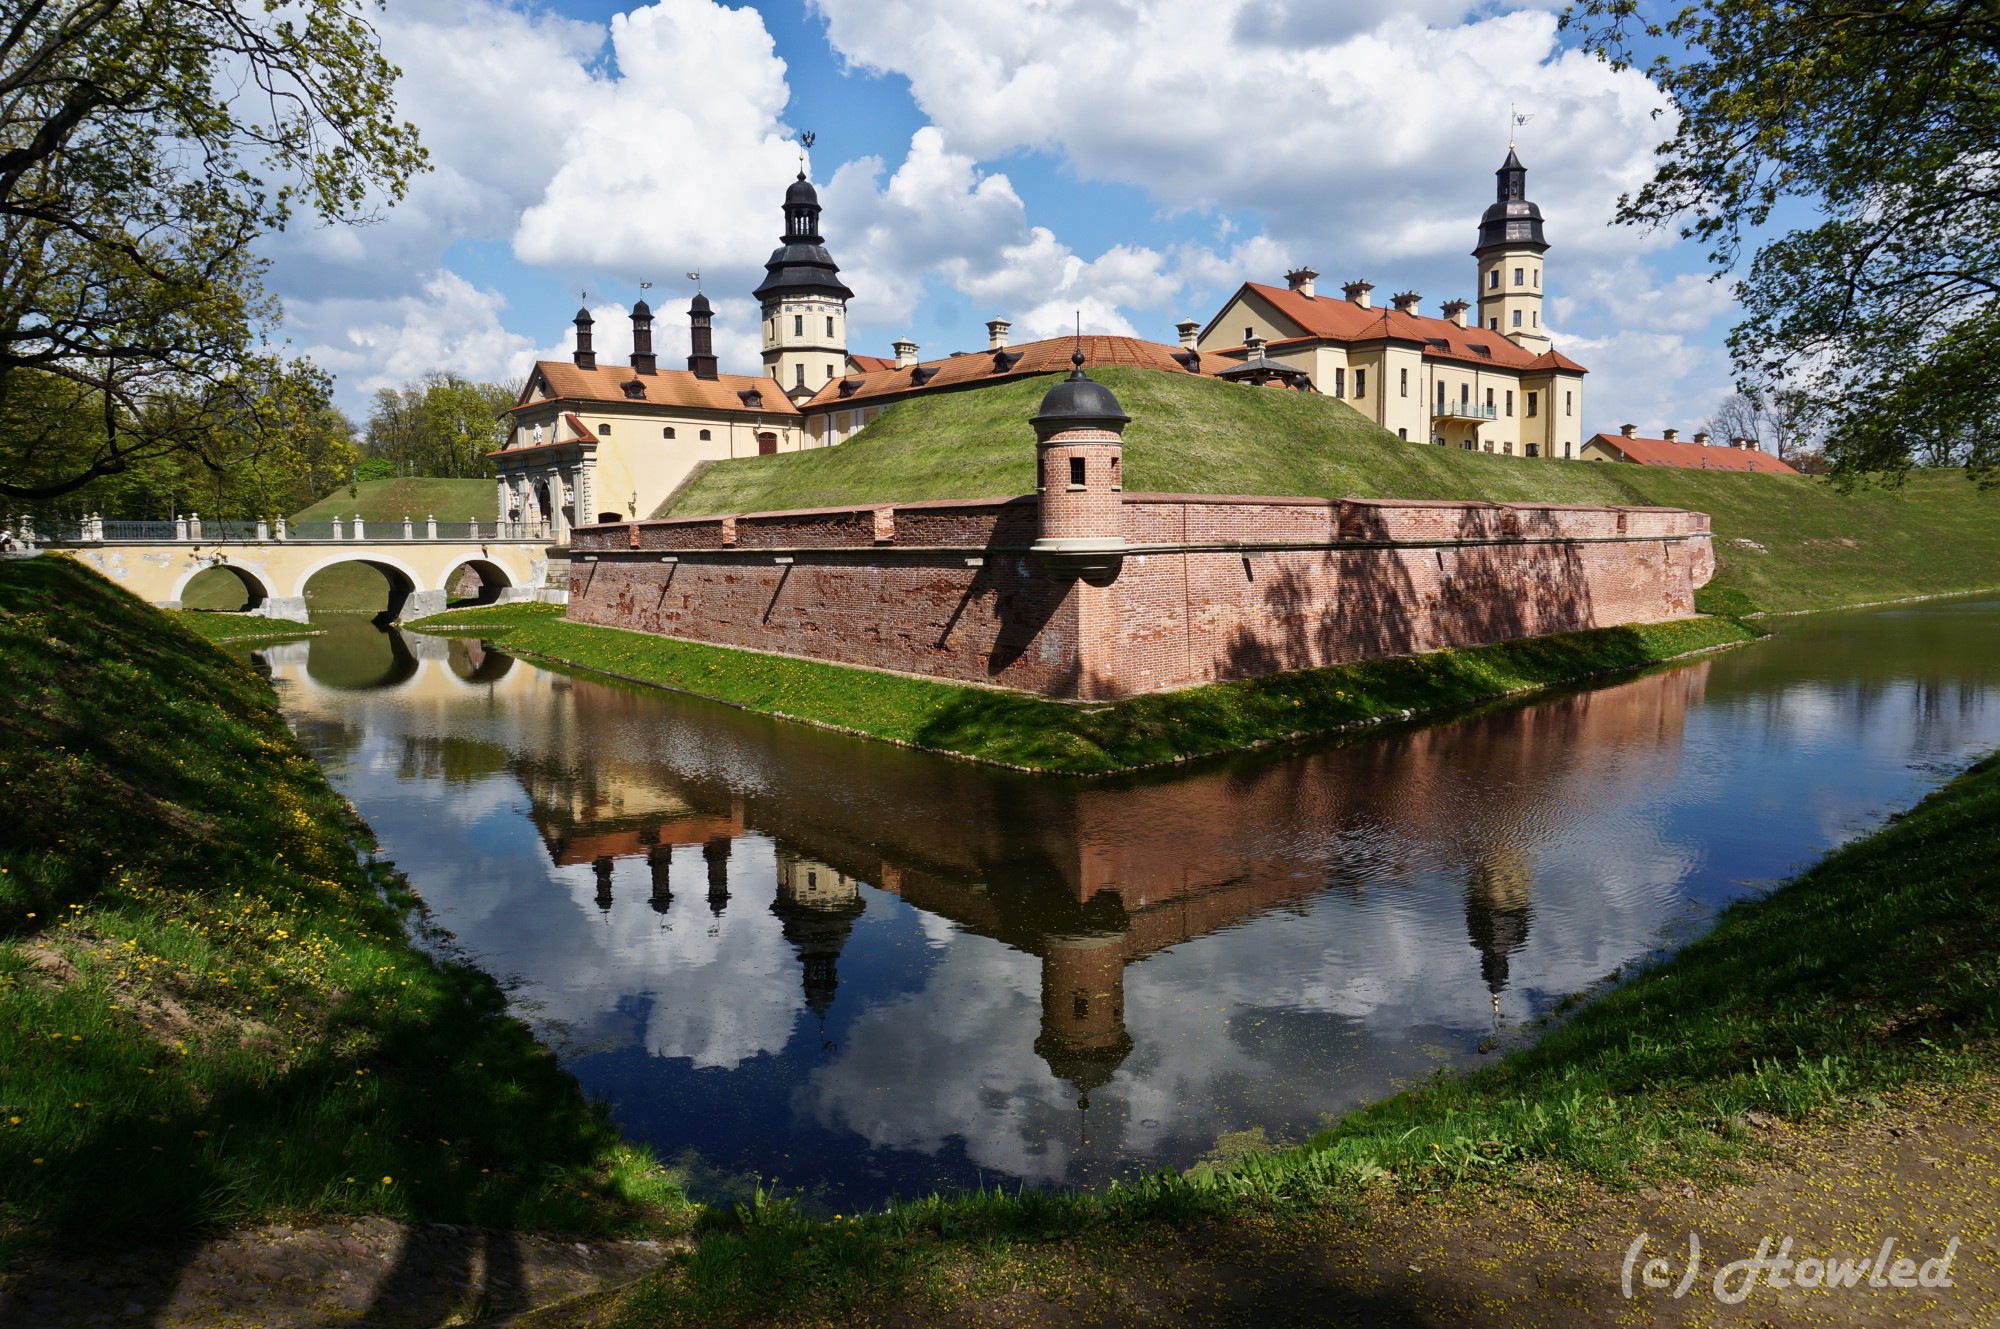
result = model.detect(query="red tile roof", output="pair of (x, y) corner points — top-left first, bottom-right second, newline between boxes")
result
(1213, 283), (1589, 375)
(804, 335), (1237, 409)
(846, 353), (895, 373)
(515, 360), (800, 416)
(1586, 433), (1799, 474)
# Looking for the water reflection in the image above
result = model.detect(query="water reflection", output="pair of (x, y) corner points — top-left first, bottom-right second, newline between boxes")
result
(260, 601), (2000, 1207)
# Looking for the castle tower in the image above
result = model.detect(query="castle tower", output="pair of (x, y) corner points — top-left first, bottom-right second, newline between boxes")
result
(1033, 932), (1133, 1110)
(753, 172), (853, 402)
(686, 292), (718, 381)
(771, 852), (866, 1024)
(1029, 352), (1129, 569)
(572, 306), (596, 370)
(1464, 848), (1534, 1009)
(629, 299), (656, 375)
(1473, 148), (1551, 352)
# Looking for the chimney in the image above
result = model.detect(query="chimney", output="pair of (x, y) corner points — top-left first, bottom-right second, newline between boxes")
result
(1441, 298), (1470, 327)
(686, 292), (718, 380)
(1244, 335), (1268, 361)
(1735, 436), (1757, 451)
(1285, 267), (1319, 298)
(893, 337), (919, 370)
(629, 299), (656, 374)
(1663, 427), (1679, 443)
(1391, 290), (1422, 317)
(572, 307), (596, 371)
(1620, 423), (1638, 438)
(1176, 317), (1200, 349)
(986, 317), (1011, 350)
(1342, 279), (1374, 309)
(1693, 431), (1710, 447)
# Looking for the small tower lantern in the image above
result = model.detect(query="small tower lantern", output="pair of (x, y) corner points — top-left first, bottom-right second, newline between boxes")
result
(1029, 349), (1128, 574)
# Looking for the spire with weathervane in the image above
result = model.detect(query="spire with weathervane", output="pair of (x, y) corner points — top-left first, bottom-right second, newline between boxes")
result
(754, 132), (854, 402)
(1473, 110), (1551, 351)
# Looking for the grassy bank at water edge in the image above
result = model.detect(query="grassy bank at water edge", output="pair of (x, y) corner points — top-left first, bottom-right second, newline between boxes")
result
(666, 368), (2000, 616)
(406, 602), (1760, 775)
(520, 747), (2000, 1328)
(0, 557), (688, 1263)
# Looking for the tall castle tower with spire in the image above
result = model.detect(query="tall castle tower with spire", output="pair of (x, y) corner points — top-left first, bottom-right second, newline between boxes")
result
(1473, 147), (1551, 352)
(754, 171), (854, 402)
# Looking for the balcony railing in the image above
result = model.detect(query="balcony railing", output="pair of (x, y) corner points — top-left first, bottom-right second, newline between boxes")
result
(1432, 400), (1498, 422)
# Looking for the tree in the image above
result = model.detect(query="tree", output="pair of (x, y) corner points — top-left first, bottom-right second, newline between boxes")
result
(362, 374), (514, 479)
(1565, 0), (2000, 487)
(0, 0), (425, 502)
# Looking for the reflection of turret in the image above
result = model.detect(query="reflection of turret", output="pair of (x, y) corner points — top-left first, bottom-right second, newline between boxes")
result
(1465, 848), (1534, 1001)
(703, 837), (731, 915)
(771, 852), (866, 1020)
(1032, 929), (1134, 1109)
(593, 855), (614, 912)
(648, 845), (672, 914)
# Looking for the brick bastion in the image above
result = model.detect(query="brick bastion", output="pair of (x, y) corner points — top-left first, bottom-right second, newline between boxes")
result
(564, 360), (1715, 702)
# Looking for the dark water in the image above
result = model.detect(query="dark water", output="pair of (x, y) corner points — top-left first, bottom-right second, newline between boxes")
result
(260, 601), (2000, 1210)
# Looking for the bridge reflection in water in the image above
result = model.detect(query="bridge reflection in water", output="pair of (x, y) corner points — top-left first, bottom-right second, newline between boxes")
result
(256, 601), (2000, 1206)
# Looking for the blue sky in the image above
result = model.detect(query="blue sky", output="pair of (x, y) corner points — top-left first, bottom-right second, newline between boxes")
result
(266, 0), (1746, 434)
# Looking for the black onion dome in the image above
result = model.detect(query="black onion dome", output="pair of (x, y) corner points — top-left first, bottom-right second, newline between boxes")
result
(1031, 351), (1131, 435)
(785, 173), (819, 207)
(574, 306), (594, 323)
(753, 172), (854, 302)
(1476, 148), (1547, 253)
(631, 298), (652, 318)
(688, 291), (712, 314)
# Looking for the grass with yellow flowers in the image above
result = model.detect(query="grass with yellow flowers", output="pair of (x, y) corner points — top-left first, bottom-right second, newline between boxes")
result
(0, 557), (688, 1264)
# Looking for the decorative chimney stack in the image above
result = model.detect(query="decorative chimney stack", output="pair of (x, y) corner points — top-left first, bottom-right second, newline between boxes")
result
(1285, 267), (1319, 298)
(893, 337), (919, 369)
(1441, 298), (1470, 327)
(986, 317), (1012, 350)
(686, 292), (718, 380)
(630, 299), (656, 375)
(1620, 423), (1639, 438)
(1693, 431), (1711, 447)
(1176, 318), (1200, 349)
(1391, 290), (1422, 316)
(572, 307), (596, 370)
(1029, 350), (1129, 574)
(1663, 427), (1680, 443)
(1342, 279), (1374, 308)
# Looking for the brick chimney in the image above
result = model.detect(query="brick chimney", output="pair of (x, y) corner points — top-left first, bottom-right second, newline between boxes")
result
(1663, 427), (1680, 443)
(686, 292), (718, 380)
(986, 317), (1011, 350)
(572, 306), (596, 371)
(1441, 299), (1470, 327)
(1176, 318), (1200, 349)
(1693, 431), (1711, 447)
(629, 298), (656, 375)
(1285, 267), (1318, 298)
(1620, 423), (1638, 438)
(1391, 291), (1422, 316)
(893, 337), (919, 369)
(1342, 279), (1374, 309)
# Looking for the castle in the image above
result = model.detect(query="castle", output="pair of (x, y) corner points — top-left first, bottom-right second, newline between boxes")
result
(494, 149), (1587, 541)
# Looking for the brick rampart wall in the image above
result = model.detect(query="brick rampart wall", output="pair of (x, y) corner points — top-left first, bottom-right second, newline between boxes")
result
(567, 493), (1714, 700)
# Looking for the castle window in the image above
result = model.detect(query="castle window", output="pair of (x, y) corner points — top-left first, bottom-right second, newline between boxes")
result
(1526, 391), (1539, 418)
(795, 364), (805, 387)
(1244, 326), (1253, 342)
(1400, 367), (1408, 396)
(1534, 270), (1540, 287)
(1488, 270), (1499, 290)
(1514, 267), (1524, 286)
(1486, 387), (1495, 410)
(1564, 440), (1573, 458)
(1355, 368), (1367, 398)
(826, 316), (834, 336)
(1333, 368), (1345, 397)
(1512, 309), (1523, 328)
(1398, 427), (1408, 440)
(793, 314), (803, 336)
(1069, 456), (1086, 487)
(1565, 390), (1573, 417)
(663, 426), (676, 439)
(826, 364), (835, 380)
(597, 424), (610, 436)
(1111, 457), (1121, 489)
(699, 428), (711, 440)
(1532, 311), (1539, 327)
(1505, 389), (1514, 417)
(1526, 443), (1541, 457)
(1490, 317), (1500, 330)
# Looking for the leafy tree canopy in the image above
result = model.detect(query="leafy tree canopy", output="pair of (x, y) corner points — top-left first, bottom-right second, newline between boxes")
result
(1566, 0), (2000, 486)
(362, 374), (516, 480)
(0, 0), (426, 502)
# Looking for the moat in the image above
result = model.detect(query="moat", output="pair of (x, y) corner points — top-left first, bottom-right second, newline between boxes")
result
(258, 598), (2000, 1212)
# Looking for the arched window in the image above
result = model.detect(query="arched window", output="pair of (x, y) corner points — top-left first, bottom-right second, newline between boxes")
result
(699, 428), (712, 441)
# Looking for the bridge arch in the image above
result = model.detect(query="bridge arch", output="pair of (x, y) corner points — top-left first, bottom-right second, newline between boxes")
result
(172, 559), (273, 611)
(290, 552), (427, 619)
(442, 556), (516, 607)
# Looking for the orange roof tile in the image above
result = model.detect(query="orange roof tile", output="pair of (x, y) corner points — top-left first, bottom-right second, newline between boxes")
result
(847, 353), (895, 373)
(1586, 433), (1799, 474)
(515, 360), (800, 416)
(1215, 283), (1589, 375)
(803, 335), (1238, 409)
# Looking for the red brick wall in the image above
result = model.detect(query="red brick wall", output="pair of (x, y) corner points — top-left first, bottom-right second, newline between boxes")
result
(566, 493), (1714, 700)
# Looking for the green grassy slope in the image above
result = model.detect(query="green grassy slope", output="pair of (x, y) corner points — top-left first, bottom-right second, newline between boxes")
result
(668, 368), (2000, 614)
(291, 477), (493, 524)
(0, 558), (682, 1258)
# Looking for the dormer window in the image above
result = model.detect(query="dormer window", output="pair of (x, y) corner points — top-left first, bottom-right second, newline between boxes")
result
(910, 366), (937, 386)
(837, 377), (863, 397)
(622, 379), (646, 399)
(739, 389), (764, 408)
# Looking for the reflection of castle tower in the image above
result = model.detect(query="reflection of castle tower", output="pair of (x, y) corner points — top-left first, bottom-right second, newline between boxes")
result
(771, 852), (866, 1021)
(703, 837), (731, 915)
(648, 845), (672, 914)
(1032, 930), (1134, 1109)
(593, 855), (614, 912)
(1464, 848), (1534, 1003)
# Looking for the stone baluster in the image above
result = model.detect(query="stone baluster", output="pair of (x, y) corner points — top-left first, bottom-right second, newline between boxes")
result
(352, 515), (365, 540)
(275, 517), (288, 541)
(426, 514), (437, 540)
(402, 514), (413, 540)
(332, 515), (344, 541)
(255, 518), (269, 541)
(174, 514), (188, 541)
(188, 512), (202, 541)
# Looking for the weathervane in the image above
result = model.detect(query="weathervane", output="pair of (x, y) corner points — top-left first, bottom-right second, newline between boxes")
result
(686, 270), (702, 292)
(798, 129), (816, 175)
(1509, 104), (1533, 149)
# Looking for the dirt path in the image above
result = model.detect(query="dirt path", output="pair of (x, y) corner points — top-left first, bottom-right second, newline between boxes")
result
(0, 1219), (677, 1328)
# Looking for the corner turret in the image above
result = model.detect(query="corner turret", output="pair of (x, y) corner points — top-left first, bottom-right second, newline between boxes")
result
(1029, 352), (1128, 575)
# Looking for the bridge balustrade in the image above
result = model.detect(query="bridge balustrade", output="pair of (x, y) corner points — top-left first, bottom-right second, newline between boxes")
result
(35, 516), (556, 544)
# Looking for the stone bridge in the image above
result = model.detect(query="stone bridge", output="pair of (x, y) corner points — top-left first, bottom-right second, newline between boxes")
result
(54, 518), (560, 622)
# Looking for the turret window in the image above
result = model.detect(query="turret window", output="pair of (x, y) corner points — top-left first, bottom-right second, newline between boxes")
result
(1533, 270), (1540, 288)
(1514, 267), (1524, 286)
(795, 364), (805, 387)
(1490, 317), (1500, 330)
(1512, 310), (1523, 328)
(1488, 270), (1499, 290)
(1069, 456), (1086, 487)
(1564, 391), (1573, 417)
(1400, 367), (1408, 397)
(1355, 369), (1367, 398)
(826, 316), (834, 336)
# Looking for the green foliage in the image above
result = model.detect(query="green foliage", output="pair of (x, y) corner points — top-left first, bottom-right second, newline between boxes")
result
(291, 477), (496, 525)
(1564, 0), (2000, 486)
(0, 0), (425, 502)
(411, 603), (1757, 775)
(0, 558), (686, 1257)
(362, 375), (517, 480)
(669, 369), (2000, 616)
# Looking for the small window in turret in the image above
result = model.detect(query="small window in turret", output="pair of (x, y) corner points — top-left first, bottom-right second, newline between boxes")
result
(1488, 270), (1499, 290)
(1069, 456), (1086, 487)
(793, 314), (803, 336)
(1514, 267), (1524, 286)
(826, 316), (834, 336)
(1110, 457), (1121, 490)
(1533, 270), (1540, 288)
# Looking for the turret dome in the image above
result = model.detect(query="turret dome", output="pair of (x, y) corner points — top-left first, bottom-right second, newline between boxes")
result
(1031, 352), (1131, 437)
